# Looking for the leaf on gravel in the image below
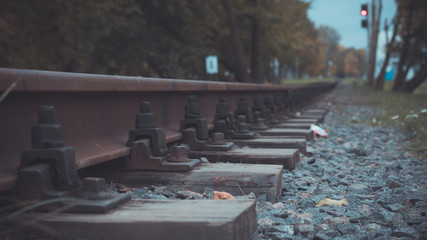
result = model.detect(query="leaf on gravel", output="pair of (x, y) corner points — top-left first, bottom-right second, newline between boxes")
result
(113, 183), (136, 193)
(315, 198), (348, 207)
(213, 191), (235, 200)
(367, 163), (381, 168)
(117, 187), (136, 193)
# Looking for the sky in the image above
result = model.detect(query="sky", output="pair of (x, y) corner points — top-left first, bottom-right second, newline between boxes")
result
(306, 0), (397, 60)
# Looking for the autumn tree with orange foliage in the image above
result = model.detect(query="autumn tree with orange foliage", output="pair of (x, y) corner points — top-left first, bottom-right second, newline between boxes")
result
(0, 0), (329, 83)
(335, 46), (366, 78)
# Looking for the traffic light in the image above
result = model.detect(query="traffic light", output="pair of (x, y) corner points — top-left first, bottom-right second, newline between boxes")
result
(361, 4), (368, 28)
(361, 4), (368, 16)
(361, 19), (368, 28)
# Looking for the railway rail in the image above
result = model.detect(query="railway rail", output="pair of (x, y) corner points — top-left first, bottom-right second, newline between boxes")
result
(0, 68), (336, 239)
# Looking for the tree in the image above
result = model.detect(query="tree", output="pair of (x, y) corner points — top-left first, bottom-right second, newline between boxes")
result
(392, 0), (427, 92)
(0, 0), (328, 83)
(375, 16), (400, 90)
(221, 0), (252, 83)
(367, 0), (382, 87)
(249, 0), (261, 83)
(317, 25), (340, 76)
(336, 47), (366, 78)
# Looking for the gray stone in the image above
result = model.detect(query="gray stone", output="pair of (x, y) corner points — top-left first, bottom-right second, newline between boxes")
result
(392, 226), (418, 239)
(264, 232), (294, 240)
(337, 223), (358, 235)
(413, 222), (427, 236)
(307, 157), (316, 164)
(314, 230), (340, 240)
(406, 215), (426, 225)
(348, 147), (368, 156)
(391, 213), (407, 228)
(323, 216), (350, 228)
(358, 204), (372, 216)
(365, 223), (382, 231)
(355, 194), (376, 200)
(176, 190), (204, 199)
(257, 194), (268, 202)
(258, 217), (275, 228)
(265, 224), (295, 235)
(348, 183), (371, 195)
(295, 223), (315, 236)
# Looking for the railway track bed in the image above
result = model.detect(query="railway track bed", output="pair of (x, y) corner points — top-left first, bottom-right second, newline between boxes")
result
(0, 68), (335, 239)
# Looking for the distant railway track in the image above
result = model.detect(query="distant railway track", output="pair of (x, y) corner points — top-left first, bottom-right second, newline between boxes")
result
(0, 68), (336, 239)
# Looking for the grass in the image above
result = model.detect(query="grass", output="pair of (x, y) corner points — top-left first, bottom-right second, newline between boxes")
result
(0, 197), (79, 238)
(280, 77), (335, 85)
(344, 78), (427, 159)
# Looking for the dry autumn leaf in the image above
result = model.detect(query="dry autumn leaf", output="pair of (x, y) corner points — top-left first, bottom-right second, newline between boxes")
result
(367, 163), (381, 168)
(213, 191), (235, 200)
(118, 187), (136, 193)
(315, 198), (348, 207)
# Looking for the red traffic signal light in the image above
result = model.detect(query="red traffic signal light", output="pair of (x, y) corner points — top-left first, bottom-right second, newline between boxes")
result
(361, 4), (368, 16)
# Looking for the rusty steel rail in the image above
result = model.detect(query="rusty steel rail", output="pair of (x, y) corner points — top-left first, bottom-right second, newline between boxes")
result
(0, 68), (335, 192)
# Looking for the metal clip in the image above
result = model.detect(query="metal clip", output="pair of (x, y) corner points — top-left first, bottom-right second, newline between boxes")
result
(179, 95), (209, 141)
(234, 97), (254, 123)
(180, 96), (233, 151)
(264, 96), (280, 124)
(18, 106), (130, 213)
(127, 102), (168, 156)
(274, 92), (289, 121)
(127, 102), (200, 171)
(249, 97), (269, 130)
(214, 97), (256, 139)
(182, 129), (233, 151)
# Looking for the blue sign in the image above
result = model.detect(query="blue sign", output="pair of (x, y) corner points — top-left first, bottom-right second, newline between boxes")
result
(206, 55), (218, 74)
(385, 66), (393, 81)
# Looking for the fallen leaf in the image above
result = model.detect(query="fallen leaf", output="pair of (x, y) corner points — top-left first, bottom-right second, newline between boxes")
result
(213, 191), (235, 200)
(113, 183), (136, 193)
(367, 163), (381, 168)
(315, 198), (348, 207)
(118, 187), (136, 193)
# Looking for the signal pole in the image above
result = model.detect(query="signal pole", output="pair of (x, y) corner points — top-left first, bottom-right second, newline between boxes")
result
(361, 4), (369, 79)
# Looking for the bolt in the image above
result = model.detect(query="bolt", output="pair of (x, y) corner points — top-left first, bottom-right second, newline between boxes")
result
(38, 106), (55, 124)
(140, 101), (151, 113)
(82, 177), (106, 194)
(210, 132), (226, 145)
(216, 97), (230, 113)
(168, 145), (189, 162)
(237, 122), (250, 133)
(135, 101), (156, 129)
(236, 97), (249, 112)
(236, 115), (246, 124)
(185, 95), (203, 118)
(254, 96), (264, 107)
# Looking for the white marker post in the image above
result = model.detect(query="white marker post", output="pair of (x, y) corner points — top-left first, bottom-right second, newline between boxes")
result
(206, 55), (218, 75)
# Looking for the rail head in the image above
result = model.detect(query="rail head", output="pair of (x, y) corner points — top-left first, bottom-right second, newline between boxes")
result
(0, 68), (334, 92)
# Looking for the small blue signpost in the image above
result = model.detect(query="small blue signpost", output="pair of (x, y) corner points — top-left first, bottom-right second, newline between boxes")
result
(385, 66), (394, 81)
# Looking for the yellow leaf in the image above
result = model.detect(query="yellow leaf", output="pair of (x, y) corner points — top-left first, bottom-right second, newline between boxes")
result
(315, 198), (348, 207)
(213, 191), (235, 200)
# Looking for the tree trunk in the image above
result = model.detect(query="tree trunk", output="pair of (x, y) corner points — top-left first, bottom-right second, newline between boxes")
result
(250, 0), (261, 83)
(367, 0), (382, 87)
(393, 3), (414, 91)
(221, 0), (252, 83)
(375, 16), (400, 90)
(398, 63), (427, 92)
